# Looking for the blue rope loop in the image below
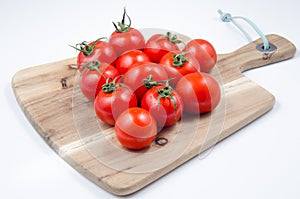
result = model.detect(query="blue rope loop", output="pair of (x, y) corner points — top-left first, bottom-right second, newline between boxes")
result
(218, 9), (270, 51)
(218, 11), (231, 22)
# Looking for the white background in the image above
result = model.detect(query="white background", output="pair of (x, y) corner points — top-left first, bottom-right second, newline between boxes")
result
(1, 0), (299, 198)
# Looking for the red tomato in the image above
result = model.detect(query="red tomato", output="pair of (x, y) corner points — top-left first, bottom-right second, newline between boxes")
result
(94, 80), (137, 125)
(159, 51), (200, 86)
(115, 107), (157, 150)
(71, 38), (117, 69)
(175, 72), (221, 114)
(129, 61), (152, 68)
(79, 61), (120, 100)
(123, 63), (169, 102)
(141, 85), (183, 127)
(144, 32), (181, 63)
(109, 9), (145, 56)
(115, 49), (150, 75)
(183, 39), (217, 73)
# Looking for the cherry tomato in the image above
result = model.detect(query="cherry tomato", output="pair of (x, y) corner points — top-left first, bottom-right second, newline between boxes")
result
(94, 79), (137, 125)
(141, 85), (183, 127)
(159, 51), (200, 86)
(183, 39), (217, 73)
(129, 61), (152, 68)
(175, 72), (221, 114)
(123, 63), (169, 102)
(79, 61), (120, 100)
(115, 49), (150, 75)
(143, 32), (181, 63)
(109, 9), (145, 56)
(115, 107), (157, 150)
(71, 38), (117, 70)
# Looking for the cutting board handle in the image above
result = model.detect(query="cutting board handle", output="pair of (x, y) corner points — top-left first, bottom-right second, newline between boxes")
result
(220, 34), (296, 73)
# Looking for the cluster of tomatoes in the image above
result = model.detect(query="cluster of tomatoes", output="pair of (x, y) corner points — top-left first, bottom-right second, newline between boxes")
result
(72, 9), (221, 150)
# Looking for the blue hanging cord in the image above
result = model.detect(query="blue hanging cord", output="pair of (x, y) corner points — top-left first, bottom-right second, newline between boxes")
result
(217, 9), (270, 51)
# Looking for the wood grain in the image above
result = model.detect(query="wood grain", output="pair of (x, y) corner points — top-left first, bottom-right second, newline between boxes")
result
(12, 34), (296, 195)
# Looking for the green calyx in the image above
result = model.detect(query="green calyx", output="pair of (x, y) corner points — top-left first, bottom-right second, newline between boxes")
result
(172, 52), (189, 67)
(143, 75), (174, 90)
(80, 60), (101, 73)
(102, 76), (126, 93)
(157, 32), (183, 44)
(157, 85), (177, 111)
(143, 75), (158, 89)
(112, 8), (131, 33)
(102, 77), (118, 93)
(166, 32), (182, 44)
(69, 37), (107, 56)
(143, 75), (177, 110)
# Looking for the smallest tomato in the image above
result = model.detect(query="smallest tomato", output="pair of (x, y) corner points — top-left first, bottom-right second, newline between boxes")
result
(115, 107), (157, 150)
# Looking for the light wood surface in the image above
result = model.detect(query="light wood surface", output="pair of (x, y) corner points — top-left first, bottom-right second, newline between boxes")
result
(12, 34), (296, 195)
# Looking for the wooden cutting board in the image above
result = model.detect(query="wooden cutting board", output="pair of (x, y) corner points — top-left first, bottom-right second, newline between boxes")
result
(12, 34), (296, 195)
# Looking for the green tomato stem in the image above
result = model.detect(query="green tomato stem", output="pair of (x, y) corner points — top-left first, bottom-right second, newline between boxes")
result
(143, 75), (174, 90)
(80, 60), (101, 73)
(172, 52), (189, 67)
(156, 32), (183, 44)
(69, 37), (107, 56)
(112, 7), (131, 33)
(157, 85), (177, 111)
(102, 76), (126, 93)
